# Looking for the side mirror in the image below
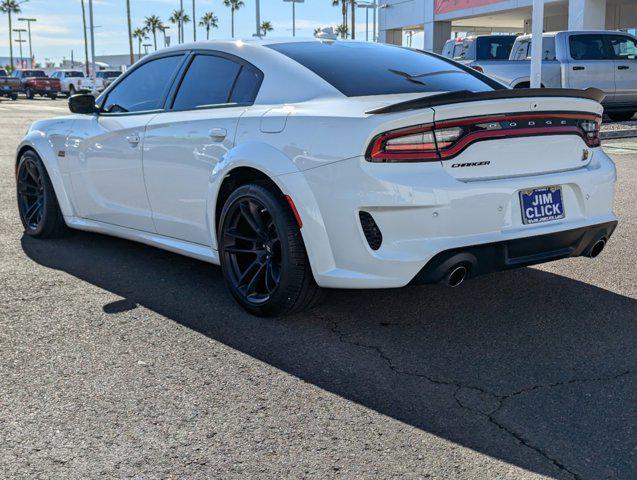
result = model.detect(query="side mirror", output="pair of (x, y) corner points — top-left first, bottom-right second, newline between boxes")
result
(68, 94), (98, 114)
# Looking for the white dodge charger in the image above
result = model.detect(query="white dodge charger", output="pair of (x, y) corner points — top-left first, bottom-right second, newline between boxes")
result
(16, 39), (617, 316)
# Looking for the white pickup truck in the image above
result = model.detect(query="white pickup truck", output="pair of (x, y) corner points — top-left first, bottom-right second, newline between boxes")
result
(453, 31), (637, 121)
(50, 70), (96, 97)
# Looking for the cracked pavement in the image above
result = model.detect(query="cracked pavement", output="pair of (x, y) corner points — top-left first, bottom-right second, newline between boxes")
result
(1, 99), (636, 479)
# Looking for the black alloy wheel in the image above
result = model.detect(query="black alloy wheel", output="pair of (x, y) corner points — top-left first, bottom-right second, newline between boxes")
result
(219, 183), (322, 317)
(16, 151), (67, 238)
(222, 196), (282, 304)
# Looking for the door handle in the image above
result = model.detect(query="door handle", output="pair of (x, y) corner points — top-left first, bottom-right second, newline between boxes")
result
(572, 66), (585, 71)
(126, 133), (140, 146)
(618, 65), (630, 70)
(208, 127), (227, 141)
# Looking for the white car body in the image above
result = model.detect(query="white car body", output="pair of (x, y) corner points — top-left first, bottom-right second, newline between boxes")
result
(50, 70), (95, 96)
(17, 39), (617, 290)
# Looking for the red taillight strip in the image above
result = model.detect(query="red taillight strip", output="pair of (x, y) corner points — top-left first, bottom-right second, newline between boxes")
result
(367, 112), (601, 162)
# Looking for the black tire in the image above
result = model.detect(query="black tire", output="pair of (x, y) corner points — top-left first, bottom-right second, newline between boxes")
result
(69, 85), (75, 97)
(49, 94), (57, 100)
(10, 93), (17, 101)
(607, 111), (635, 122)
(16, 150), (68, 238)
(218, 182), (322, 317)
(25, 87), (34, 100)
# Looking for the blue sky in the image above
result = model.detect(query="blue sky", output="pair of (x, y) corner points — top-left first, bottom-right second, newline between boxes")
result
(1, 0), (366, 63)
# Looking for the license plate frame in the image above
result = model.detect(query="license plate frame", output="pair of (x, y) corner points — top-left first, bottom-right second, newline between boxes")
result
(519, 186), (565, 225)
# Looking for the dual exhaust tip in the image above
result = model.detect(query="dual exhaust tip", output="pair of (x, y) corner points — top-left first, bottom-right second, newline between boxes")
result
(440, 237), (606, 288)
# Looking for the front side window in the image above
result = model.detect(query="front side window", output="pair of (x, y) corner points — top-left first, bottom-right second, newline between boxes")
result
(103, 55), (183, 113)
(608, 35), (637, 60)
(267, 42), (498, 97)
(569, 35), (610, 60)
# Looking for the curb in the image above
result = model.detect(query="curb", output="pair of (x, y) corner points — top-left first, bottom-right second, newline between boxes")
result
(600, 129), (637, 140)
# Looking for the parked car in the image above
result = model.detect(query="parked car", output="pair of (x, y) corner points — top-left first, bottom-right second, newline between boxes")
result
(12, 70), (61, 100)
(50, 70), (95, 97)
(442, 34), (518, 65)
(0, 68), (20, 100)
(95, 70), (122, 92)
(16, 40), (617, 316)
(463, 31), (637, 121)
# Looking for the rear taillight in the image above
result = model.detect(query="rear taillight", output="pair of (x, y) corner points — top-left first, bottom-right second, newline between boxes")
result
(367, 113), (601, 162)
(471, 65), (484, 73)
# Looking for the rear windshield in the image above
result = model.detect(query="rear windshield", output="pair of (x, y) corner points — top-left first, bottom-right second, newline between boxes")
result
(475, 36), (516, 60)
(267, 41), (498, 97)
(22, 70), (46, 77)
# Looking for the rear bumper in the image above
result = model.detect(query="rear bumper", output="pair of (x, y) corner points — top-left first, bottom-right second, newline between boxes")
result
(411, 221), (617, 284)
(284, 145), (617, 289)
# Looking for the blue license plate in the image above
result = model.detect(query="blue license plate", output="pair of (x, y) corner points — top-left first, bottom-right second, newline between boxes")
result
(519, 186), (565, 225)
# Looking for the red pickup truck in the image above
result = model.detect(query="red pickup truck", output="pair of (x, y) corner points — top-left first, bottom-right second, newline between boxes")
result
(12, 69), (61, 100)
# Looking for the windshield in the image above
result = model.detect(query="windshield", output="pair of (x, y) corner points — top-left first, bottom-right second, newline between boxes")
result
(475, 36), (516, 60)
(22, 70), (47, 78)
(267, 41), (499, 97)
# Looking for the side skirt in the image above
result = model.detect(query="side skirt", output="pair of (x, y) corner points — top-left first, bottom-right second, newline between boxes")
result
(65, 217), (220, 265)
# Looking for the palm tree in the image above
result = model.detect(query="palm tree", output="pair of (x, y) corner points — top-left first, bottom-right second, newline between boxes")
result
(260, 20), (273, 37)
(169, 9), (183, 43)
(126, 0), (134, 65)
(132, 27), (147, 59)
(331, 0), (347, 37)
(0, 0), (26, 70)
(199, 12), (218, 40)
(80, 0), (90, 75)
(144, 15), (163, 50)
(335, 23), (348, 39)
(223, 0), (244, 38)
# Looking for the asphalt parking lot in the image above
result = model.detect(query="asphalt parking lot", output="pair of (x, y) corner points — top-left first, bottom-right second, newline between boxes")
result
(1, 98), (635, 479)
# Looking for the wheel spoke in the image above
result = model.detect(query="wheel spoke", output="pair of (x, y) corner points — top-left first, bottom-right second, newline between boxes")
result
(225, 246), (263, 255)
(245, 262), (266, 296)
(26, 162), (41, 185)
(239, 202), (262, 235)
(24, 199), (43, 225)
(265, 261), (277, 293)
(237, 259), (260, 287)
(225, 228), (258, 243)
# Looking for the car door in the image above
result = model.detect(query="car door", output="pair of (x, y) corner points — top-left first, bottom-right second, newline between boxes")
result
(566, 33), (616, 102)
(606, 34), (637, 106)
(143, 52), (263, 246)
(67, 53), (185, 232)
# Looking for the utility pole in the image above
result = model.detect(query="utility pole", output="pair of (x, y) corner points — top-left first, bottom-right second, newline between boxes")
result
(126, 0), (134, 65)
(255, 0), (261, 37)
(13, 29), (26, 68)
(88, 0), (96, 93)
(530, 0), (544, 88)
(192, 0), (196, 41)
(18, 18), (36, 67)
(180, 0), (184, 43)
(283, 0), (304, 37)
(358, 2), (375, 41)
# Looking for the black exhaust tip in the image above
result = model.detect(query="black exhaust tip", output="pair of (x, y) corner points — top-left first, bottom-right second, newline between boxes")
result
(587, 238), (606, 258)
(444, 265), (468, 287)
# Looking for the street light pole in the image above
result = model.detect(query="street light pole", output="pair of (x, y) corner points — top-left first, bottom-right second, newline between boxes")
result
(13, 29), (26, 68)
(255, 0), (261, 37)
(18, 18), (36, 67)
(358, 2), (376, 42)
(530, 0), (544, 88)
(283, 0), (304, 37)
(88, 0), (97, 93)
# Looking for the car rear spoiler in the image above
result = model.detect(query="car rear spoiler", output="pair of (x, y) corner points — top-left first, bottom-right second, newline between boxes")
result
(366, 88), (605, 115)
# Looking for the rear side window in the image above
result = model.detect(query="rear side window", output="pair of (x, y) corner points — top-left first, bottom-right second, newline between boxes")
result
(103, 55), (183, 113)
(66, 71), (84, 78)
(569, 35), (610, 60)
(267, 42), (497, 97)
(608, 35), (637, 60)
(173, 55), (240, 110)
(475, 36), (516, 60)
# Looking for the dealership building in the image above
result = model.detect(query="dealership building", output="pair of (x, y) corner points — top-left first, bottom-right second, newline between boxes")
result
(378, 0), (637, 52)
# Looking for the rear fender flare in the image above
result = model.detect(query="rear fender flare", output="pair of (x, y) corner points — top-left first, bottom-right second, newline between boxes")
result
(209, 141), (336, 277)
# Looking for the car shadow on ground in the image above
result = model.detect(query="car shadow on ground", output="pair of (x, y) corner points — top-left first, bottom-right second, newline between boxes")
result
(21, 231), (636, 480)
